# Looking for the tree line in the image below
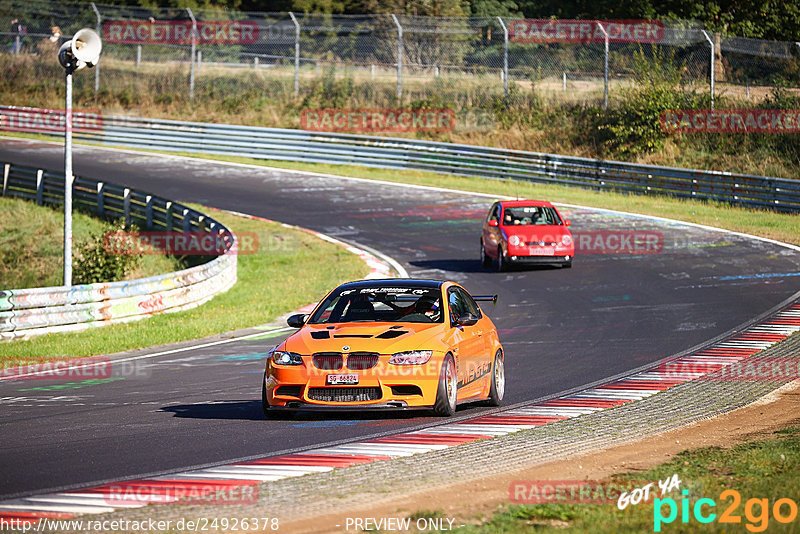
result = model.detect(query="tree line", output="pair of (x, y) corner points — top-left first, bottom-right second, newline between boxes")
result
(75, 0), (799, 42)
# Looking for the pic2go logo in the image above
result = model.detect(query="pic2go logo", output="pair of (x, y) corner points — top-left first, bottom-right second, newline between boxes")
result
(654, 490), (798, 532)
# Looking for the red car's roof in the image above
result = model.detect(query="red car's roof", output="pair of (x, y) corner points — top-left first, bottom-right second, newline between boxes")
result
(500, 200), (555, 208)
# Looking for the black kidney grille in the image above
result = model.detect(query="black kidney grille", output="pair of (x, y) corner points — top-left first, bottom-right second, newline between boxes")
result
(346, 352), (380, 370)
(312, 353), (343, 370)
(307, 387), (382, 403)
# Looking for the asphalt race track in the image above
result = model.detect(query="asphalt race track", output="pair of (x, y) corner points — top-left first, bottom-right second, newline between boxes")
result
(2, 138), (800, 499)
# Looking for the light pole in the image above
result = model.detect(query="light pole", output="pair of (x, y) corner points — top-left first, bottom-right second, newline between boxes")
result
(57, 29), (102, 286)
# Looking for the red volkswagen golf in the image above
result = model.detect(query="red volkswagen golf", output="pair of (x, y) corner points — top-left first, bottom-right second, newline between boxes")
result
(481, 200), (575, 271)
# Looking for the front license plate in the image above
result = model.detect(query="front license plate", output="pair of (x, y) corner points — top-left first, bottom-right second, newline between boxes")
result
(530, 247), (555, 256)
(327, 373), (359, 385)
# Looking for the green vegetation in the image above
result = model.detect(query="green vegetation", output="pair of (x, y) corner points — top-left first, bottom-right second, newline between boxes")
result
(72, 220), (142, 284)
(449, 425), (800, 532)
(0, 197), (179, 289)
(1, 206), (368, 362)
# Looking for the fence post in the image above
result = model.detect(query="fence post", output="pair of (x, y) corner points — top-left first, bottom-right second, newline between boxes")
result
(701, 30), (714, 110)
(123, 187), (131, 229)
(182, 208), (191, 232)
(187, 8), (197, 100)
(35, 169), (44, 205)
(497, 17), (509, 97)
(596, 22), (609, 109)
(136, 44), (141, 67)
(96, 182), (104, 216)
(145, 195), (153, 228)
(563, 72), (566, 91)
(165, 201), (173, 230)
(391, 14), (402, 100)
(288, 12), (300, 97)
(91, 2), (101, 93)
(197, 50), (202, 68)
(2, 163), (8, 197)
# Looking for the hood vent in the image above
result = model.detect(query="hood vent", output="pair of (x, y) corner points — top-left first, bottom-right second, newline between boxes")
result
(376, 330), (408, 339)
(311, 331), (331, 339)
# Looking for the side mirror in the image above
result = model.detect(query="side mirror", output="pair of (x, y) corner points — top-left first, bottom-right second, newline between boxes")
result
(488, 220), (499, 227)
(455, 312), (479, 327)
(564, 219), (571, 226)
(287, 313), (307, 328)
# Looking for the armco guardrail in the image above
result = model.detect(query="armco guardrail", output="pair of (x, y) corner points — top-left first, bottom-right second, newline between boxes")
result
(0, 161), (237, 339)
(2, 106), (798, 212)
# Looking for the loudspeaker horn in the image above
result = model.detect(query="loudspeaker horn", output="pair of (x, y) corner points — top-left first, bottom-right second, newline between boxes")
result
(58, 28), (102, 71)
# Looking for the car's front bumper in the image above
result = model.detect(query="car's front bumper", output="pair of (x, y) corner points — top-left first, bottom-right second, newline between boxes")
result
(265, 358), (441, 409)
(267, 400), (433, 411)
(507, 254), (572, 265)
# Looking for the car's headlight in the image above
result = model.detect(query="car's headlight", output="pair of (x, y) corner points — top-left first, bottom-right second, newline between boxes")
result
(389, 350), (433, 365)
(508, 235), (522, 246)
(271, 351), (303, 365)
(561, 235), (572, 246)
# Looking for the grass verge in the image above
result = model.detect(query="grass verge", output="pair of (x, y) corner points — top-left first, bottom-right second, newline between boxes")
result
(446, 424), (800, 533)
(0, 196), (181, 289)
(1, 206), (368, 363)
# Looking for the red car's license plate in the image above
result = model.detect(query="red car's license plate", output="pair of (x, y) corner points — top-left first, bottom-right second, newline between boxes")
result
(530, 247), (555, 256)
(327, 373), (359, 385)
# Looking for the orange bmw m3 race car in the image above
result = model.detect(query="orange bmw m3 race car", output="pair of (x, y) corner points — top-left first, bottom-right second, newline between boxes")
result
(262, 279), (504, 417)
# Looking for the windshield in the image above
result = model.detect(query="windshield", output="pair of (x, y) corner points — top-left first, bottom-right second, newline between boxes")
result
(309, 286), (444, 324)
(503, 206), (563, 226)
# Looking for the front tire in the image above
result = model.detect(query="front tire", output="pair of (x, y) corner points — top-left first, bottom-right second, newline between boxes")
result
(486, 349), (505, 406)
(432, 354), (457, 416)
(496, 247), (507, 272)
(480, 239), (491, 267)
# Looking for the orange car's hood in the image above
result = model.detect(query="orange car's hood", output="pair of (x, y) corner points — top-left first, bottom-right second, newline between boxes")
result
(283, 322), (445, 354)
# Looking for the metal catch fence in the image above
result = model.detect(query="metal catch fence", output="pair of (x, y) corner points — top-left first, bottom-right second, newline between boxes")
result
(1, 1), (799, 107)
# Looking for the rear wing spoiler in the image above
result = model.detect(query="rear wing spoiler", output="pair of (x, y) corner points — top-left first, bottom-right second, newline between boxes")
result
(473, 295), (498, 306)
